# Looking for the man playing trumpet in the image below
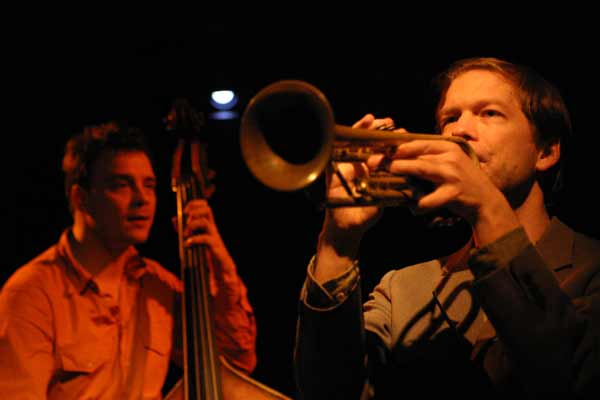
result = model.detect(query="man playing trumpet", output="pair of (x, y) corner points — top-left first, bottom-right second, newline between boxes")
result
(294, 57), (599, 399)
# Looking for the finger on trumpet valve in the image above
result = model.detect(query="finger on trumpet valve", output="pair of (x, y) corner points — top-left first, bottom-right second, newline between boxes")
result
(332, 147), (373, 162)
(375, 122), (397, 131)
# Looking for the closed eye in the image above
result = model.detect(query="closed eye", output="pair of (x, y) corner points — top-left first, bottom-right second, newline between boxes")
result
(108, 179), (130, 190)
(481, 109), (503, 118)
(440, 115), (458, 127)
(144, 179), (157, 190)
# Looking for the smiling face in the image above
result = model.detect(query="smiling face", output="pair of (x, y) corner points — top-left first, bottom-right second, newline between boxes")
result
(437, 69), (543, 203)
(82, 149), (157, 251)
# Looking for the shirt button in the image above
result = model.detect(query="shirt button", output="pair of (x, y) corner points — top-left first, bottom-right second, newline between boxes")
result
(335, 292), (346, 302)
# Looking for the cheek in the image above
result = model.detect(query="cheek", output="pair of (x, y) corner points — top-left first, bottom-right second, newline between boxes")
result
(90, 195), (126, 218)
(147, 194), (157, 211)
(477, 144), (513, 181)
(149, 201), (157, 218)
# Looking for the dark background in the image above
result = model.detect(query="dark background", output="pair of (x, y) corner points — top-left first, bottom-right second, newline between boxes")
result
(11, 19), (600, 397)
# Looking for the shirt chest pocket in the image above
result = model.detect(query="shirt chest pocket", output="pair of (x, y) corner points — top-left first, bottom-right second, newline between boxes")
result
(57, 334), (115, 375)
(49, 335), (116, 399)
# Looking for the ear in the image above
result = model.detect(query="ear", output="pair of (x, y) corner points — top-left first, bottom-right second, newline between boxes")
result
(536, 140), (560, 172)
(70, 184), (89, 213)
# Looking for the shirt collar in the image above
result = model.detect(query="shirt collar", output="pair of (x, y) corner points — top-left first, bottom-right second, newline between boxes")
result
(534, 217), (574, 271)
(441, 237), (474, 274)
(441, 216), (574, 274)
(57, 228), (149, 295)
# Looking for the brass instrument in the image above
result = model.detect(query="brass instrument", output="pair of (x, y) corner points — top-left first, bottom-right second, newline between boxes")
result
(240, 80), (478, 208)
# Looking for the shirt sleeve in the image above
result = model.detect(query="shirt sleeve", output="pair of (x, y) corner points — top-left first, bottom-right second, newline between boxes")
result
(0, 285), (55, 398)
(302, 255), (361, 309)
(467, 226), (600, 396)
(211, 268), (257, 374)
(468, 227), (531, 279)
(295, 255), (368, 400)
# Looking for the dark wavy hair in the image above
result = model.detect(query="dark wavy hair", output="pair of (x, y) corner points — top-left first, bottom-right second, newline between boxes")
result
(62, 120), (154, 213)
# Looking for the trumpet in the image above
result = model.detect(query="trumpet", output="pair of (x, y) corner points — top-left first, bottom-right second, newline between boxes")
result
(240, 80), (478, 208)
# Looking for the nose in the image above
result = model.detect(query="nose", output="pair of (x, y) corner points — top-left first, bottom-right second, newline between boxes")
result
(450, 114), (478, 142)
(131, 185), (154, 206)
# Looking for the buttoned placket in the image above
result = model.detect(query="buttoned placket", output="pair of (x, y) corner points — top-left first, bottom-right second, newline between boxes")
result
(92, 276), (125, 392)
(116, 273), (140, 395)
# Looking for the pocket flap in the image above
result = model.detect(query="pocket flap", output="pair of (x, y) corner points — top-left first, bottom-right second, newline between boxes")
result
(59, 339), (111, 373)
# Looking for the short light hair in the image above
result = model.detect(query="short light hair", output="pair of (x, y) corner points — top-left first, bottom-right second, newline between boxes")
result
(433, 57), (572, 203)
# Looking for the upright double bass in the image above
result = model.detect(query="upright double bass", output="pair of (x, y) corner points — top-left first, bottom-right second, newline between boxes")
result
(164, 99), (292, 400)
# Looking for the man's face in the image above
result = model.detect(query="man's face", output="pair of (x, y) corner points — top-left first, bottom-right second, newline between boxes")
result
(84, 150), (157, 250)
(438, 69), (541, 197)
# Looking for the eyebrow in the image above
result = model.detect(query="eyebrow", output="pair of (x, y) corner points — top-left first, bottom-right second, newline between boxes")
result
(438, 98), (512, 118)
(106, 174), (157, 184)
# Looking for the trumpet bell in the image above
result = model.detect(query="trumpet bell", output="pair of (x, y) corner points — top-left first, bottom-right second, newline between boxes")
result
(240, 80), (335, 191)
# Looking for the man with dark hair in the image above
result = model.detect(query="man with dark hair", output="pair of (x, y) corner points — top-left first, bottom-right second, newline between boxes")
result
(294, 57), (599, 398)
(0, 121), (256, 399)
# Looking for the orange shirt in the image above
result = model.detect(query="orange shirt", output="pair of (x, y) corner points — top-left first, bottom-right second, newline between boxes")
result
(0, 230), (257, 399)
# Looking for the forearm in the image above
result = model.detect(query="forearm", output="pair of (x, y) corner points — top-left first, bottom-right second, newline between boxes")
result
(470, 228), (599, 395)
(212, 277), (257, 374)
(294, 260), (367, 400)
(313, 220), (361, 279)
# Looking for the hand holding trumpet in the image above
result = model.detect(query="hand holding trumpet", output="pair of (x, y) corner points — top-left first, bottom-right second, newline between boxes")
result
(239, 80), (518, 282)
(316, 111), (512, 282)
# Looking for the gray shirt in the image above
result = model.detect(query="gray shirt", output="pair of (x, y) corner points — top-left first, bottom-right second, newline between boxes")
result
(296, 218), (600, 399)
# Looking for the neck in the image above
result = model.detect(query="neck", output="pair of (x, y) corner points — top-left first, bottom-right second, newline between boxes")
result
(70, 221), (129, 280)
(512, 182), (551, 245)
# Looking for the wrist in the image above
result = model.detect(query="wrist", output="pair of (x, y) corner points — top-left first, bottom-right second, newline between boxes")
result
(314, 227), (361, 284)
(319, 221), (363, 259)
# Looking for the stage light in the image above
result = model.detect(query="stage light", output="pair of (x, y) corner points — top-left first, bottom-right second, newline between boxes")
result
(210, 90), (238, 110)
(209, 89), (239, 120)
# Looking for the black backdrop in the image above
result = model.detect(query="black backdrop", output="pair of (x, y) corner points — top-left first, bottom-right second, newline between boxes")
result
(11, 20), (600, 397)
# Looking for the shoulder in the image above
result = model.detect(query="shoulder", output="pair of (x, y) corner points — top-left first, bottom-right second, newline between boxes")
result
(574, 230), (600, 258)
(0, 246), (61, 316)
(382, 260), (443, 285)
(140, 257), (183, 294)
(3, 245), (62, 293)
(554, 219), (600, 295)
(572, 228), (600, 283)
(370, 260), (442, 300)
(554, 218), (600, 268)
